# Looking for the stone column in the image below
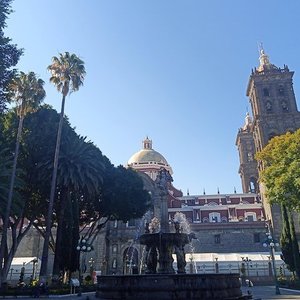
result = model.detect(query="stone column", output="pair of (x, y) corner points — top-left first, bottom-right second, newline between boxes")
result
(155, 168), (173, 233)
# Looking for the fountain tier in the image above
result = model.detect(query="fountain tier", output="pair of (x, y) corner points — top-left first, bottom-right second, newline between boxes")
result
(97, 273), (245, 300)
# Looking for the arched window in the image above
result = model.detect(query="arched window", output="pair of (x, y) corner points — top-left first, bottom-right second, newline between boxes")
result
(281, 100), (288, 111)
(263, 88), (270, 96)
(209, 212), (221, 223)
(249, 177), (257, 193)
(112, 244), (118, 253)
(278, 85), (285, 96)
(123, 247), (139, 274)
(112, 259), (117, 269)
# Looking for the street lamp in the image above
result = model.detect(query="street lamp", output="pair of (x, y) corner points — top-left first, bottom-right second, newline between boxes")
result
(214, 257), (219, 274)
(88, 258), (95, 279)
(76, 237), (94, 296)
(263, 227), (280, 295)
(31, 258), (38, 281)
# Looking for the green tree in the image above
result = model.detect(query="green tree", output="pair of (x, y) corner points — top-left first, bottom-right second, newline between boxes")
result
(98, 165), (152, 222)
(256, 129), (300, 278)
(289, 211), (300, 278)
(40, 52), (86, 277)
(255, 129), (300, 209)
(50, 135), (105, 279)
(0, 0), (23, 112)
(0, 72), (45, 286)
(1, 105), (151, 282)
(280, 204), (295, 273)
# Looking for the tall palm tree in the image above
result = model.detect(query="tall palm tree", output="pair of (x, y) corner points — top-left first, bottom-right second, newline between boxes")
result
(0, 72), (45, 286)
(40, 52), (86, 277)
(50, 135), (104, 278)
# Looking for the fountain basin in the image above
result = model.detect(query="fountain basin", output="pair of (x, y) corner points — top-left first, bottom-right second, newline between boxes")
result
(97, 273), (246, 300)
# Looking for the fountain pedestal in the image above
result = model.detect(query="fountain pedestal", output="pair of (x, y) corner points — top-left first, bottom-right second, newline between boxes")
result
(140, 232), (190, 274)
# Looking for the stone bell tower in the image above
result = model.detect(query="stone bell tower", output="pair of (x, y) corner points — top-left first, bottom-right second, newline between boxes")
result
(236, 113), (259, 194)
(237, 47), (300, 234)
(247, 48), (300, 154)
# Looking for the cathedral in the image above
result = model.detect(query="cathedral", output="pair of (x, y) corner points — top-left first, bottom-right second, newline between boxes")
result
(12, 48), (300, 280)
(101, 48), (300, 275)
(236, 48), (300, 235)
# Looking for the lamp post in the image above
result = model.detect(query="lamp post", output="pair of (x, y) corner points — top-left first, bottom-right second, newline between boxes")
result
(31, 258), (38, 281)
(76, 237), (93, 296)
(263, 228), (280, 295)
(88, 257), (95, 281)
(215, 257), (219, 274)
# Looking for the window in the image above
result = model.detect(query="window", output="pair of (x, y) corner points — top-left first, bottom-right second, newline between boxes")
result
(278, 86), (285, 96)
(214, 234), (221, 244)
(128, 219), (135, 227)
(263, 88), (270, 96)
(112, 245), (117, 253)
(209, 212), (221, 223)
(254, 233), (260, 243)
(247, 215), (254, 222)
(281, 100), (288, 111)
(112, 259), (117, 269)
(249, 178), (257, 193)
(126, 219), (135, 227)
(245, 212), (257, 222)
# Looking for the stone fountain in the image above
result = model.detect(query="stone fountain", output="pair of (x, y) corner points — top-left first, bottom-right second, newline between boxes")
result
(97, 169), (248, 300)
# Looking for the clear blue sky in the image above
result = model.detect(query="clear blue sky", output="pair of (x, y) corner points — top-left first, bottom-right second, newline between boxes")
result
(6, 0), (300, 195)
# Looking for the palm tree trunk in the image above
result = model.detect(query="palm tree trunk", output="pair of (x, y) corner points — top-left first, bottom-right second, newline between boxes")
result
(52, 189), (68, 280)
(0, 115), (24, 287)
(40, 95), (66, 278)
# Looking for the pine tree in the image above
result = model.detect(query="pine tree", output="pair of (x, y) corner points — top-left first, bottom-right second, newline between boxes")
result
(289, 211), (300, 279)
(280, 204), (295, 273)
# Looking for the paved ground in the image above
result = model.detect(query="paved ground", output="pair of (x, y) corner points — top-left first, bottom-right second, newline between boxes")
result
(242, 285), (300, 300)
(73, 286), (300, 300)
(3, 286), (300, 299)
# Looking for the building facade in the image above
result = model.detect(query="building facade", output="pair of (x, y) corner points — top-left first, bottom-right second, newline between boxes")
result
(236, 48), (300, 234)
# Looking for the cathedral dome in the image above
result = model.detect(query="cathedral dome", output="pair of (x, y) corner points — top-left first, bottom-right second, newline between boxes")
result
(127, 137), (173, 178)
(128, 149), (168, 165)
